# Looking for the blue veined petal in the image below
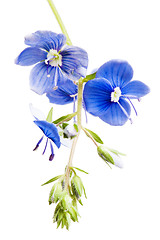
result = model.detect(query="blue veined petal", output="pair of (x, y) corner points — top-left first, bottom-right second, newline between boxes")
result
(46, 79), (78, 105)
(99, 98), (131, 126)
(29, 63), (64, 95)
(83, 78), (113, 116)
(25, 31), (66, 52)
(34, 120), (61, 148)
(60, 46), (88, 80)
(121, 80), (150, 99)
(15, 47), (47, 66)
(96, 60), (133, 88)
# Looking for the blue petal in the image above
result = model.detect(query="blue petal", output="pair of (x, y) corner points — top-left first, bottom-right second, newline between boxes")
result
(61, 46), (88, 80)
(25, 31), (66, 52)
(46, 79), (78, 105)
(83, 78), (113, 116)
(121, 80), (150, 99)
(96, 60), (133, 88)
(30, 63), (64, 95)
(34, 120), (61, 148)
(15, 47), (47, 66)
(99, 98), (131, 126)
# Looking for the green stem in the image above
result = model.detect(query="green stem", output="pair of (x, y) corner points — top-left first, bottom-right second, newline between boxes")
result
(77, 78), (83, 129)
(46, 0), (72, 45)
(65, 79), (84, 191)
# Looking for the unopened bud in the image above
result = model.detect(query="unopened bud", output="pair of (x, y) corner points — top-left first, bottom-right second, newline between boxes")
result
(97, 145), (123, 168)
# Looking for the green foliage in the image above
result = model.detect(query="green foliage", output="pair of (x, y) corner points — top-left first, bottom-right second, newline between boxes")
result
(46, 107), (53, 122)
(46, 167), (87, 229)
(53, 112), (77, 125)
(41, 175), (63, 186)
(84, 128), (104, 144)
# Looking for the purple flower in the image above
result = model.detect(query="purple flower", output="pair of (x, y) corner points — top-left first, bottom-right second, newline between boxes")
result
(15, 31), (88, 95)
(83, 60), (150, 126)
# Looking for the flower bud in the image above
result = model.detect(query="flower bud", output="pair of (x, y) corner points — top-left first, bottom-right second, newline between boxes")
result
(97, 145), (123, 168)
(71, 175), (83, 198)
(49, 181), (64, 204)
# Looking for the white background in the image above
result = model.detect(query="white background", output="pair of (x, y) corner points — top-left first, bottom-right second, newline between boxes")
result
(1, 0), (160, 239)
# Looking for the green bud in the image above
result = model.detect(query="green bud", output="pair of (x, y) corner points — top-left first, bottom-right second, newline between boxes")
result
(61, 193), (72, 210)
(49, 181), (65, 204)
(97, 145), (123, 168)
(71, 175), (83, 198)
(64, 212), (71, 230)
(53, 202), (63, 222)
(68, 206), (79, 222)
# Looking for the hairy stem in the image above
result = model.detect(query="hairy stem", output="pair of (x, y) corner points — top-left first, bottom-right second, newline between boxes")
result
(65, 79), (84, 190)
(46, 0), (72, 45)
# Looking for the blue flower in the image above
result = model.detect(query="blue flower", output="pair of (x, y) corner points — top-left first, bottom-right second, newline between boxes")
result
(15, 31), (88, 95)
(46, 78), (78, 105)
(83, 60), (150, 126)
(33, 120), (61, 161)
(30, 104), (61, 161)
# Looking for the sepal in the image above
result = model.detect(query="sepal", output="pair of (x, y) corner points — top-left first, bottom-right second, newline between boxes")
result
(97, 145), (124, 168)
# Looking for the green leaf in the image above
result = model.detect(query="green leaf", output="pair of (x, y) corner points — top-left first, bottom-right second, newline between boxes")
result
(72, 166), (89, 175)
(82, 72), (96, 83)
(41, 175), (63, 186)
(73, 123), (78, 132)
(53, 112), (77, 125)
(46, 107), (53, 123)
(84, 128), (104, 144)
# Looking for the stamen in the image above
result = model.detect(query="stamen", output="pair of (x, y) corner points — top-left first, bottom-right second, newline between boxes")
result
(70, 93), (78, 98)
(33, 136), (44, 151)
(127, 97), (138, 116)
(49, 141), (54, 161)
(117, 102), (132, 124)
(42, 138), (48, 155)
(53, 86), (58, 90)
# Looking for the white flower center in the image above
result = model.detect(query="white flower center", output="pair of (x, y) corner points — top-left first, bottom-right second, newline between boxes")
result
(45, 49), (62, 67)
(111, 87), (121, 102)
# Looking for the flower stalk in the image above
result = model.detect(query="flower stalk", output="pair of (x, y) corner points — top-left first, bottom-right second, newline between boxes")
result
(46, 0), (72, 45)
(65, 78), (84, 191)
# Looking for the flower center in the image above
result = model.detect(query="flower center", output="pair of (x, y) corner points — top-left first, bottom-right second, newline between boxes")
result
(45, 49), (62, 67)
(111, 87), (121, 102)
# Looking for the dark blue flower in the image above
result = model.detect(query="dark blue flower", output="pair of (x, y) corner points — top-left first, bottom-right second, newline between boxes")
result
(33, 120), (61, 161)
(46, 78), (78, 105)
(83, 60), (150, 126)
(15, 31), (88, 95)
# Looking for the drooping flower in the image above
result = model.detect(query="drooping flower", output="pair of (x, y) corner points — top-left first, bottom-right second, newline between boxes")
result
(33, 120), (61, 161)
(83, 60), (150, 126)
(15, 31), (88, 95)
(30, 104), (61, 161)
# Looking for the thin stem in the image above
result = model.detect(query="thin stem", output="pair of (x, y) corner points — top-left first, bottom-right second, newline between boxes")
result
(65, 132), (80, 190)
(77, 78), (83, 129)
(65, 79), (84, 190)
(82, 127), (98, 147)
(46, 0), (72, 45)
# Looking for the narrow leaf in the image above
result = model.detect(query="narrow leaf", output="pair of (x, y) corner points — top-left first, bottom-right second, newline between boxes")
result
(84, 128), (104, 144)
(46, 107), (53, 123)
(53, 112), (77, 125)
(41, 175), (63, 186)
(72, 166), (89, 175)
(83, 72), (96, 83)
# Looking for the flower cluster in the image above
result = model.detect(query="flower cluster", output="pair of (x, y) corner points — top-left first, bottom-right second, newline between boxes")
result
(16, 16), (150, 229)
